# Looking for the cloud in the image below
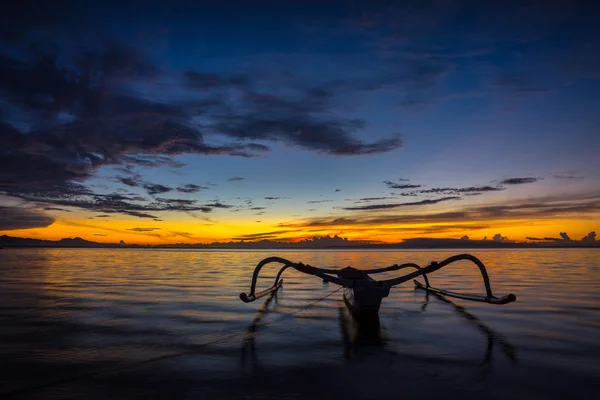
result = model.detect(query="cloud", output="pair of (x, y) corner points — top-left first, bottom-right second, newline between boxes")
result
(118, 177), (142, 187)
(93, 234), (107, 236)
(335, 189), (341, 192)
(354, 197), (396, 203)
(281, 192), (600, 231)
(126, 228), (161, 232)
(0, 38), (410, 219)
(493, 233), (508, 242)
(418, 186), (504, 195)
(307, 200), (333, 204)
(0, 206), (54, 230)
(230, 230), (297, 241)
(341, 196), (460, 211)
(0, 44), (274, 214)
(560, 232), (571, 241)
(582, 232), (596, 243)
(499, 177), (540, 185)
(228, 177), (244, 182)
(143, 183), (172, 195)
(203, 201), (234, 209)
(13, 191), (216, 219)
(384, 181), (422, 189)
(264, 196), (289, 200)
(176, 184), (207, 193)
(553, 173), (584, 180)
(208, 88), (404, 155)
(44, 207), (71, 212)
(461, 235), (469, 240)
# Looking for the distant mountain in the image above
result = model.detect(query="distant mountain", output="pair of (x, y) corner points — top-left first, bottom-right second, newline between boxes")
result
(0, 235), (114, 248)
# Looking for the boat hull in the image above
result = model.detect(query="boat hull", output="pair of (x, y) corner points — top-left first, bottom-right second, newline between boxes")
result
(343, 285), (390, 315)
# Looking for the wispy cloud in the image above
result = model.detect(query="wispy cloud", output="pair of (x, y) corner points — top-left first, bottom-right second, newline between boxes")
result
(499, 177), (540, 185)
(176, 184), (208, 193)
(341, 196), (460, 211)
(383, 181), (422, 189)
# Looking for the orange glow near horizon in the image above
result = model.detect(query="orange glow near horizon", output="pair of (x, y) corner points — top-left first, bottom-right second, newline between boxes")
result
(2, 212), (598, 245)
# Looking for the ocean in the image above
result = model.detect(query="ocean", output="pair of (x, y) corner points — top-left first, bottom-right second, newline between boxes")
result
(1, 248), (599, 399)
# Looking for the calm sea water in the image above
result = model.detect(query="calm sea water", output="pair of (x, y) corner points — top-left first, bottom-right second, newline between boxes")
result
(0, 248), (599, 399)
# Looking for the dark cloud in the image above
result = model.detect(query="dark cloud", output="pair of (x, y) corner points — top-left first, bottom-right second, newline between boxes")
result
(0, 43), (272, 213)
(250, 207), (265, 210)
(118, 177), (142, 187)
(44, 207), (71, 212)
(207, 86), (403, 155)
(122, 155), (186, 169)
(342, 196), (460, 211)
(13, 191), (215, 219)
(384, 181), (422, 189)
(529, 231), (596, 243)
(228, 177), (244, 182)
(264, 196), (289, 200)
(143, 183), (172, 195)
(280, 211), (469, 228)
(499, 177), (540, 185)
(335, 189), (341, 192)
(126, 228), (160, 232)
(230, 230), (296, 241)
(204, 201), (234, 209)
(0, 206), (54, 230)
(353, 197), (396, 203)
(246, 143), (271, 152)
(418, 186), (504, 195)
(582, 232), (596, 243)
(493, 234), (508, 242)
(176, 184), (207, 193)
(283, 193), (600, 229)
(307, 200), (333, 204)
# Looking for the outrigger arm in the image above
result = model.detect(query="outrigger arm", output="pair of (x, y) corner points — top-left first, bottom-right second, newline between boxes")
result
(239, 254), (516, 305)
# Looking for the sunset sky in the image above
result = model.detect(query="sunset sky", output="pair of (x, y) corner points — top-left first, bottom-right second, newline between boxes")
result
(1, 0), (599, 245)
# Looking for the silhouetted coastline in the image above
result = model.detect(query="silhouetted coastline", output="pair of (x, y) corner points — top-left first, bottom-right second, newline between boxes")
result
(1, 235), (598, 249)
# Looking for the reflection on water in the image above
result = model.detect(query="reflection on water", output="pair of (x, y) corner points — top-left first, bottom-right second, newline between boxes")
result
(0, 248), (599, 398)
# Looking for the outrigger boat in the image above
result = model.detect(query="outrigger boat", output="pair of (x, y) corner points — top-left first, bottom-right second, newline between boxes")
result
(239, 254), (516, 314)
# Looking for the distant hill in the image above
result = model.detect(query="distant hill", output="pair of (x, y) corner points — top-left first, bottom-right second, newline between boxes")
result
(0, 235), (116, 248)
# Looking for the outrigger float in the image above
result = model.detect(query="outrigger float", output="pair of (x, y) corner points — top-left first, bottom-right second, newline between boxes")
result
(240, 254), (516, 314)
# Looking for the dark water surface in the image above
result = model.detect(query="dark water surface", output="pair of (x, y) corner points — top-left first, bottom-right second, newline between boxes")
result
(1, 248), (599, 399)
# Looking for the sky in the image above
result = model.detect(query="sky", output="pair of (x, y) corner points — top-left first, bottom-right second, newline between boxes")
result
(0, 0), (599, 245)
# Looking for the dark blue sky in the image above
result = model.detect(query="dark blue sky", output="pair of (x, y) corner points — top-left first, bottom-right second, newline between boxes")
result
(1, 0), (599, 243)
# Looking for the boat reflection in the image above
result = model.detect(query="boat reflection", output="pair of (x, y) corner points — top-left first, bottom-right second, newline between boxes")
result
(240, 290), (278, 367)
(420, 290), (518, 363)
(241, 288), (517, 369)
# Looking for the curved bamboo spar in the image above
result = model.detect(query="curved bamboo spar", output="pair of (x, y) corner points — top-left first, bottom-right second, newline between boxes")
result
(359, 263), (431, 287)
(239, 257), (341, 303)
(413, 254), (517, 304)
